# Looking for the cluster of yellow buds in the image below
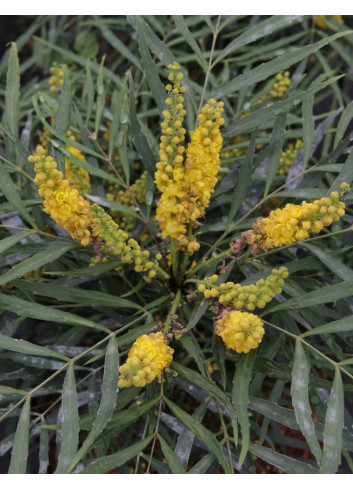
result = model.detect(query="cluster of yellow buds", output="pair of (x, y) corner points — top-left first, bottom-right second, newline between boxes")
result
(155, 63), (224, 253)
(198, 267), (288, 311)
(118, 332), (174, 388)
(29, 145), (96, 246)
(107, 171), (146, 231)
(215, 310), (264, 354)
(314, 15), (343, 29)
(91, 203), (158, 278)
(277, 139), (303, 176)
(48, 62), (64, 95)
(268, 71), (291, 99)
(244, 184), (350, 250)
(65, 131), (91, 193)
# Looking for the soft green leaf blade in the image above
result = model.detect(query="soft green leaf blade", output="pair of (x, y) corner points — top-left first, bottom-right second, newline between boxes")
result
(5, 42), (20, 139)
(56, 364), (79, 473)
(69, 337), (119, 472)
(328, 149), (353, 193)
(136, 16), (165, 113)
(334, 101), (353, 148)
(250, 443), (319, 474)
(264, 114), (286, 196)
(268, 280), (353, 313)
(0, 293), (110, 333)
(291, 340), (322, 464)
(0, 333), (69, 361)
(301, 315), (353, 338)
(158, 434), (186, 474)
(213, 16), (303, 66)
(173, 16), (207, 69)
(84, 58), (94, 125)
(215, 31), (351, 98)
(53, 65), (71, 173)
(0, 231), (32, 254)
(164, 397), (230, 473)
(320, 367), (344, 474)
(0, 160), (36, 228)
(85, 194), (142, 221)
(0, 385), (27, 397)
(94, 55), (106, 136)
(300, 243), (353, 281)
(98, 21), (142, 70)
(80, 434), (154, 474)
(233, 349), (256, 466)
(187, 452), (216, 474)
(302, 94), (315, 169)
(0, 243), (78, 286)
(39, 418), (49, 474)
(8, 396), (31, 474)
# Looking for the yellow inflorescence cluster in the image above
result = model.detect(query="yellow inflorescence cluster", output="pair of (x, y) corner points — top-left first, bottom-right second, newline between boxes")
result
(65, 131), (91, 193)
(277, 139), (303, 176)
(91, 203), (158, 278)
(48, 62), (64, 95)
(198, 267), (288, 311)
(107, 171), (147, 231)
(215, 310), (265, 354)
(155, 62), (224, 253)
(314, 15), (343, 29)
(268, 71), (291, 99)
(244, 184), (349, 250)
(29, 146), (96, 246)
(118, 332), (174, 388)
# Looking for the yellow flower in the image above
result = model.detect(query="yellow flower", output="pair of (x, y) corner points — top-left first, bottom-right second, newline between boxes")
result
(118, 332), (174, 388)
(215, 310), (264, 354)
(277, 139), (303, 176)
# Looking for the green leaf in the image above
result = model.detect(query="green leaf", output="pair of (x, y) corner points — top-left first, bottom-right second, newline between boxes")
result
(213, 16), (303, 66)
(94, 55), (106, 136)
(85, 193), (142, 221)
(0, 293), (111, 334)
(74, 29), (99, 58)
(215, 31), (352, 98)
(0, 333), (69, 361)
(187, 452), (216, 474)
(56, 364), (79, 473)
(158, 434), (186, 474)
(39, 418), (49, 474)
(328, 148), (353, 193)
(320, 367), (344, 473)
(334, 101), (353, 148)
(53, 65), (71, 174)
(301, 315), (353, 338)
(300, 243), (353, 281)
(0, 243), (78, 287)
(84, 59), (94, 126)
(267, 279), (353, 313)
(173, 16), (207, 70)
(250, 443), (319, 474)
(8, 396), (31, 474)
(80, 434), (154, 474)
(69, 337), (119, 472)
(136, 16), (165, 113)
(264, 114), (286, 196)
(0, 385), (27, 397)
(5, 42), (20, 139)
(0, 160), (36, 228)
(164, 397), (230, 473)
(233, 349), (256, 466)
(0, 231), (32, 254)
(291, 340), (322, 464)
(302, 94), (315, 169)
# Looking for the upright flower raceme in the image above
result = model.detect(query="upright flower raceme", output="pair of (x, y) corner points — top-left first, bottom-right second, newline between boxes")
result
(28, 145), (97, 246)
(118, 332), (174, 388)
(244, 184), (350, 251)
(155, 63), (224, 253)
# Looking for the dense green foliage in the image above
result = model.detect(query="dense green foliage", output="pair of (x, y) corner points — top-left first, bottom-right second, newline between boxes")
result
(1, 15), (353, 474)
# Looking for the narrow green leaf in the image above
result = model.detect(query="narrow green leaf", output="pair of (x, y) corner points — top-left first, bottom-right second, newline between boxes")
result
(0, 385), (27, 397)
(85, 194), (141, 221)
(268, 279), (353, 313)
(39, 418), (49, 474)
(53, 65), (71, 174)
(250, 444), (319, 474)
(291, 340), (322, 464)
(301, 315), (353, 338)
(0, 333), (69, 361)
(0, 243), (78, 287)
(187, 452), (216, 474)
(8, 396), (31, 474)
(215, 31), (351, 98)
(300, 243), (353, 281)
(98, 21), (142, 70)
(5, 42), (20, 139)
(334, 101), (353, 148)
(0, 160), (36, 228)
(320, 367), (344, 473)
(94, 56), (106, 136)
(328, 149), (353, 193)
(164, 397), (230, 473)
(0, 231), (32, 254)
(84, 58), (94, 125)
(56, 364), (79, 473)
(264, 114), (286, 196)
(69, 337), (119, 472)
(158, 434), (186, 474)
(80, 434), (154, 474)
(302, 94), (315, 169)
(0, 293), (111, 334)
(136, 16), (165, 113)
(173, 16), (207, 69)
(233, 349), (256, 466)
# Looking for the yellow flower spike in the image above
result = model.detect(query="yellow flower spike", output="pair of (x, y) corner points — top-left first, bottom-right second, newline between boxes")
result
(215, 310), (265, 354)
(277, 139), (303, 176)
(118, 332), (174, 388)
(28, 146), (96, 246)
